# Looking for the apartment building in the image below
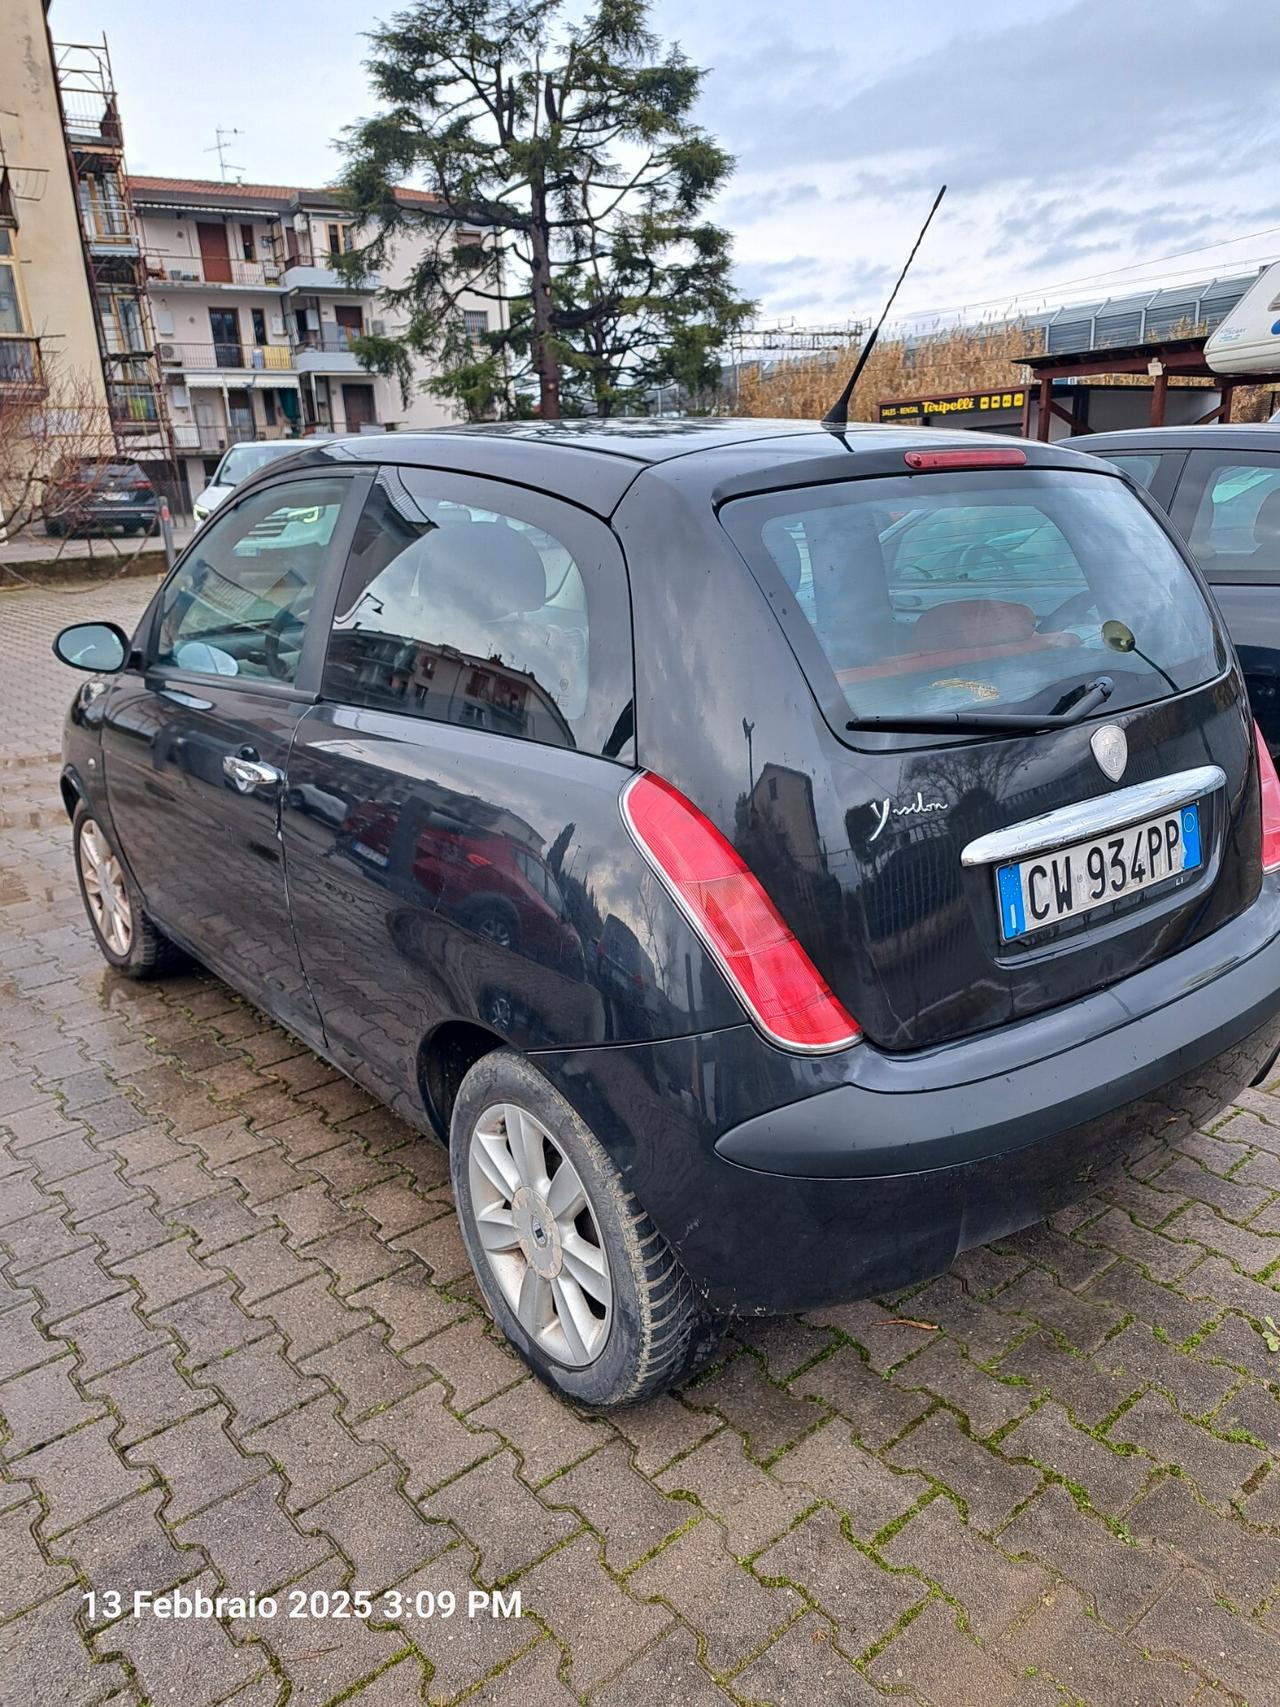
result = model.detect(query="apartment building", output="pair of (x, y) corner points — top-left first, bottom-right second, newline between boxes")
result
(132, 176), (501, 500)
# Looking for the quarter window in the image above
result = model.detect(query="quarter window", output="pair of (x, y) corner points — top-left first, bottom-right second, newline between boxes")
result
(1186, 458), (1280, 574)
(1097, 452), (1160, 490)
(154, 477), (348, 682)
(324, 469), (632, 755)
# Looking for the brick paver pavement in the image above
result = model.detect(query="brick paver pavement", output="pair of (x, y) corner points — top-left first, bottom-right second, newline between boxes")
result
(3, 581), (1280, 1706)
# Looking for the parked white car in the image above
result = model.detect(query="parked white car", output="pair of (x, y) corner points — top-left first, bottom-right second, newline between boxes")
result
(191, 439), (319, 524)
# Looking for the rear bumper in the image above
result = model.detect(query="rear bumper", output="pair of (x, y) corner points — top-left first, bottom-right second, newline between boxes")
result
(532, 875), (1280, 1314)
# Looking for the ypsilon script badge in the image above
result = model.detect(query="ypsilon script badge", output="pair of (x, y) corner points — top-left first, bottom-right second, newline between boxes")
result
(1091, 724), (1128, 783)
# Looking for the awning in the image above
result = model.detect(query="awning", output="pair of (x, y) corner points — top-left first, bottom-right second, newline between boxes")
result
(176, 372), (300, 390)
(249, 373), (302, 389)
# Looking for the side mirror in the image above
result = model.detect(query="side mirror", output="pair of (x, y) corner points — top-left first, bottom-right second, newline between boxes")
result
(52, 622), (129, 673)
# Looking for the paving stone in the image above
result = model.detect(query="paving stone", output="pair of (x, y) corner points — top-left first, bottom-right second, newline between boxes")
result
(64, 1487), (204, 1599)
(354, 1382), (498, 1498)
(543, 1439), (691, 1570)
(348, 1267), (468, 1353)
(391, 1214), (473, 1287)
(51, 1161), (139, 1226)
(1001, 1404), (1149, 1515)
(0, 1352), (104, 1453)
(803, 1299), (939, 1372)
(2, 1204), (92, 1273)
(1180, 1255), (1280, 1330)
(881, 1495), (1048, 1640)
(152, 1280), (274, 1369)
(85, 1344), (211, 1446)
(404, 1315), (525, 1411)
(1125, 1474), (1280, 1609)
(27, 1247), (129, 1325)
(194, 1332), (328, 1432)
(886, 1411), (1041, 1531)
(891, 1336), (1031, 1437)
(996, 1222), (1117, 1290)
(771, 1420), (925, 1539)
(124, 1407), (263, 1523)
(994, 1267), (1125, 1351)
(1095, 1322), (1241, 1417)
(350, 1179), (437, 1241)
(1132, 1580), (1280, 1703)
(1080, 1208), (1218, 1283)
(177, 1473), (332, 1595)
(467, 1638), (576, 1704)
(470, 1376), (603, 1485)
(898, 1274), (1025, 1363)
(22, 1413), (152, 1536)
(793, 1345), (931, 1448)
(1000, 1481), (1175, 1628)
(108, 1238), (214, 1312)
(94, 1567), (269, 1705)
(588, 1623), (734, 1705)
(305, 1463), (452, 1594)
(757, 1506), (925, 1655)
(1106, 1392), (1266, 1505)
(247, 1271), (373, 1358)
(655, 1426), (808, 1556)
(607, 1392), (717, 1476)
(512, 1531), (672, 1692)
(727, 1615), (888, 1704)
(421, 1448), (578, 1578)
(260, 1178), (359, 1246)
(730, 1316), (839, 1382)
(243, 1395), (387, 1513)
(215, 1143), (312, 1207)
(1158, 1154), (1273, 1220)
(215, 1227), (322, 1306)
(998, 1581), (1199, 1706)
(1084, 1259), (1214, 1345)
(1165, 1201), (1280, 1276)
(56, 1292), (165, 1380)
(686, 1351), (827, 1458)
(171, 1187), (264, 1258)
(629, 1519), (804, 1674)
(1195, 1310), (1280, 1384)
(0, 1498), (75, 1619)
(996, 1329), (1133, 1428)
(389, 1543), (539, 1700)
(299, 1323), (431, 1422)
(868, 1595), (1060, 1706)
(2, 1586), (131, 1707)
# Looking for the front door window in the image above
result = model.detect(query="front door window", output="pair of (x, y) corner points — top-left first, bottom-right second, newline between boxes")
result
(154, 477), (349, 683)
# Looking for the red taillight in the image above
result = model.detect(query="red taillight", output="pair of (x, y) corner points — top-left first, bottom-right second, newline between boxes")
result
(1255, 724), (1280, 874)
(621, 772), (861, 1053)
(904, 448), (1027, 471)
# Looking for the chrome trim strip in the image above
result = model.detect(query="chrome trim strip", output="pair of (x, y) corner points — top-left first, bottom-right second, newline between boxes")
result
(960, 764), (1227, 867)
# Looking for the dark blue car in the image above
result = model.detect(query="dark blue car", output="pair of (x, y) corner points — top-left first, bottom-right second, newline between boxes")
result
(54, 420), (1280, 1404)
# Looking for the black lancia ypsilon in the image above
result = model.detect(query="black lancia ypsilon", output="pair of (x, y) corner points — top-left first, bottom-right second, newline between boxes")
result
(55, 420), (1280, 1405)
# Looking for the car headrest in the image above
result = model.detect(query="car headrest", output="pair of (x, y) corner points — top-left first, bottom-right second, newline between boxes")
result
(418, 520), (547, 619)
(911, 598), (1037, 653)
(763, 521), (804, 596)
(1254, 488), (1280, 549)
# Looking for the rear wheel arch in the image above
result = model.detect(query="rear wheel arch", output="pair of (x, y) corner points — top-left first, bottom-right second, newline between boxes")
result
(60, 771), (84, 819)
(416, 1019), (506, 1141)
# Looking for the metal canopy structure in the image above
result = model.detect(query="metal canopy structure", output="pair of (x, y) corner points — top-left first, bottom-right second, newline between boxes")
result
(1017, 335), (1280, 439)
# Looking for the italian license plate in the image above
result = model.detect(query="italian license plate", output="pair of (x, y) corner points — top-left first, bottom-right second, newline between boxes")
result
(101, 491), (129, 502)
(995, 803), (1201, 941)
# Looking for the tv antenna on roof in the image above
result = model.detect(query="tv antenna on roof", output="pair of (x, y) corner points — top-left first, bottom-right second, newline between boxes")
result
(204, 127), (244, 183)
(823, 184), (947, 428)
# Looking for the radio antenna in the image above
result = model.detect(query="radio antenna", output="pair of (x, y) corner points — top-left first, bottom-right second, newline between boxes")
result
(823, 184), (947, 428)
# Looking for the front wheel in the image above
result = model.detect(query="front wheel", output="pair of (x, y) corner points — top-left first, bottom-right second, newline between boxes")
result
(72, 803), (184, 978)
(450, 1048), (724, 1406)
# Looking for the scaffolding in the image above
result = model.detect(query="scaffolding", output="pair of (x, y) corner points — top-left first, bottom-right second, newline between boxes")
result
(53, 37), (183, 500)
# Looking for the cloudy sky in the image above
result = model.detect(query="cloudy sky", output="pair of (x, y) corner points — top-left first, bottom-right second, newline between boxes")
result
(50, 0), (1280, 331)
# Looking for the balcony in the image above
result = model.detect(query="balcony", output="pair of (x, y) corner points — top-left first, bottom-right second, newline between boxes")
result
(281, 237), (376, 294)
(0, 335), (44, 389)
(149, 255), (284, 289)
(292, 332), (367, 375)
(81, 208), (138, 251)
(108, 380), (161, 428)
(156, 341), (296, 373)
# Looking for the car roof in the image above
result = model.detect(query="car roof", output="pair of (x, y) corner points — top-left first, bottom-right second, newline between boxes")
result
(1084, 424), (1280, 453)
(274, 418), (1107, 518)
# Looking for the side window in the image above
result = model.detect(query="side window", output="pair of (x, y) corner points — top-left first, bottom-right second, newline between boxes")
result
(155, 478), (349, 682)
(1184, 457), (1280, 574)
(1096, 452), (1160, 490)
(323, 467), (633, 755)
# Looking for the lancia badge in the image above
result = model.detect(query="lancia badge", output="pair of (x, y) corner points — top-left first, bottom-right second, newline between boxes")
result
(1091, 724), (1128, 783)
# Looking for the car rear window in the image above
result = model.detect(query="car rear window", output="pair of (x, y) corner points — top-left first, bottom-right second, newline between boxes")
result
(720, 467), (1225, 726)
(215, 441), (302, 486)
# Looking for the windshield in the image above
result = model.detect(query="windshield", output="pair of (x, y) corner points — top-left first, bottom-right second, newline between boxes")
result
(721, 468), (1225, 726)
(214, 441), (302, 488)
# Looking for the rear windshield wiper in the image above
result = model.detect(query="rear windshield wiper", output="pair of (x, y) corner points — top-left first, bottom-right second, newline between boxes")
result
(846, 676), (1114, 735)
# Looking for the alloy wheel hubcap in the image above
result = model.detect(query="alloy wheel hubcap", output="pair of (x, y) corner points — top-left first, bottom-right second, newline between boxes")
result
(468, 1102), (611, 1367)
(79, 821), (133, 957)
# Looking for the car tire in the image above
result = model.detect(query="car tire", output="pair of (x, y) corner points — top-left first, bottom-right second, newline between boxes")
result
(450, 1048), (725, 1406)
(72, 803), (184, 978)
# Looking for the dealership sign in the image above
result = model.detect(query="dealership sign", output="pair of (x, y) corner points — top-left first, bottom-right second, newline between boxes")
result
(879, 388), (1027, 421)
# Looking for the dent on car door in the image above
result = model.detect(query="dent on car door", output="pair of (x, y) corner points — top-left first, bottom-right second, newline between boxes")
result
(282, 465), (737, 1121)
(100, 471), (363, 1034)
(1172, 449), (1280, 753)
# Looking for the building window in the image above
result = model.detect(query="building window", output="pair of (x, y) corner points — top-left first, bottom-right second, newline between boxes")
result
(463, 309), (489, 336)
(241, 223), (255, 261)
(251, 308), (267, 345)
(262, 389), (277, 426)
(325, 221), (355, 259)
(0, 230), (25, 334)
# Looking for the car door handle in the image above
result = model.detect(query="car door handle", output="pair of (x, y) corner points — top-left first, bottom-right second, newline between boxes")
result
(223, 754), (283, 793)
